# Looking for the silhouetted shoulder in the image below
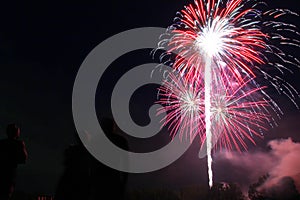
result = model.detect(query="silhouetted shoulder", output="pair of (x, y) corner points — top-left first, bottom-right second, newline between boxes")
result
(108, 134), (128, 150)
(0, 139), (6, 152)
(0, 139), (27, 167)
(63, 144), (92, 169)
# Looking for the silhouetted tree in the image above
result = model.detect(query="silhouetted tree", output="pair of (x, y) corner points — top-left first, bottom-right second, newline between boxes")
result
(248, 174), (269, 200)
(267, 176), (300, 200)
(208, 182), (245, 200)
(248, 174), (300, 200)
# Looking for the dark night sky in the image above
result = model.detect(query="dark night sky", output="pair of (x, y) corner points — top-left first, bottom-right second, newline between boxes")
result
(0, 0), (299, 196)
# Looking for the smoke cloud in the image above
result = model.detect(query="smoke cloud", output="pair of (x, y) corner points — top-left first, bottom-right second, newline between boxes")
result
(215, 138), (300, 193)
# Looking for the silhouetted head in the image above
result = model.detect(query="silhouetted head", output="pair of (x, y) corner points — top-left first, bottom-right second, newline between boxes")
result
(6, 124), (20, 139)
(100, 118), (117, 134)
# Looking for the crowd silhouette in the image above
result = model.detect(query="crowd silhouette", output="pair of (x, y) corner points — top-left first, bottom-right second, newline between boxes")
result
(0, 119), (128, 200)
(1, 121), (300, 200)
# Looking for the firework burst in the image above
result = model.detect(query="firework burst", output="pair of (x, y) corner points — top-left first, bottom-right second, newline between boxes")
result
(156, 0), (299, 188)
(210, 78), (270, 152)
(157, 72), (205, 143)
(158, 0), (299, 86)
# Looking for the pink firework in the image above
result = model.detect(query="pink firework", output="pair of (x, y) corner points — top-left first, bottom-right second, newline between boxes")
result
(157, 72), (205, 143)
(158, 71), (273, 151)
(210, 77), (270, 152)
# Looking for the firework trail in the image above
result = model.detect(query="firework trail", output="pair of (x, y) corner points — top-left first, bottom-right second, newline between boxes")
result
(204, 58), (213, 187)
(157, 0), (299, 187)
(158, 69), (273, 187)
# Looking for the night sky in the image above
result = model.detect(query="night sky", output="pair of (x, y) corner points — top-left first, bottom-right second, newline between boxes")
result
(0, 0), (299, 196)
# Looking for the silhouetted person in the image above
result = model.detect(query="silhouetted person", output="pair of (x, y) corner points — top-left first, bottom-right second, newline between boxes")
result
(0, 124), (28, 200)
(55, 133), (93, 200)
(55, 119), (128, 200)
(90, 118), (128, 200)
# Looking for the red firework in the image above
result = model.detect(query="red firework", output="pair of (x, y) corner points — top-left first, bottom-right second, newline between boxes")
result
(166, 0), (268, 82)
